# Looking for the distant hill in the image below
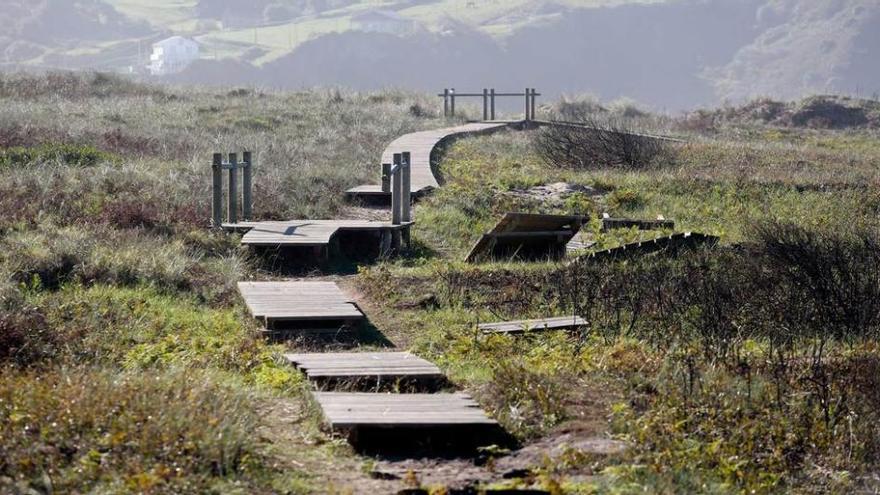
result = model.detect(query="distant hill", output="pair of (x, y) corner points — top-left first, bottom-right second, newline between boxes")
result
(0, 0), (149, 66)
(2, 0), (879, 109)
(706, 0), (880, 102)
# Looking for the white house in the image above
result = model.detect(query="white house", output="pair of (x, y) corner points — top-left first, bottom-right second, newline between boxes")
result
(149, 36), (200, 76)
(351, 10), (417, 35)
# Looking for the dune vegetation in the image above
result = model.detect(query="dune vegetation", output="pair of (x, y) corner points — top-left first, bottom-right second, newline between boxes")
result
(0, 72), (879, 493)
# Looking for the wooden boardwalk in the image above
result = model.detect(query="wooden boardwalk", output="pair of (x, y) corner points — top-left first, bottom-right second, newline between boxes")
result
(285, 351), (443, 381)
(236, 220), (411, 247)
(314, 392), (497, 428)
(347, 122), (511, 197)
(479, 316), (587, 335)
(237, 281), (363, 325)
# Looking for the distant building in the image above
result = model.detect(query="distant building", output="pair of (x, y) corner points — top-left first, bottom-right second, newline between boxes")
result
(149, 36), (200, 76)
(351, 10), (417, 35)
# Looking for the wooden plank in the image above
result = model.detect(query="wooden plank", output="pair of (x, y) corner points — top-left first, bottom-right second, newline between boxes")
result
(314, 392), (497, 428)
(601, 217), (675, 232)
(238, 281), (364, 323)
(575, 232), (720, 264)
(239, 220), (412, 247)
(286, 352), (443, 380)
(479, 316), (587, 335)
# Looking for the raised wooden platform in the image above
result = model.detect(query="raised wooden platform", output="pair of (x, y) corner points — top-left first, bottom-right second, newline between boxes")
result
(237, 220), (412, 247)
(285, 351), (443, 381)
(347, 122), (511, 199)
(479, 316), (587, 335)
(466, 212), (589, 263)
(237, 281), (364, 327)
(314, 392), (497, 428)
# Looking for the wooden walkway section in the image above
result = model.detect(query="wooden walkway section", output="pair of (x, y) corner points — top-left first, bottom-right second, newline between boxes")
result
(285, 351), (443, 381)
(601, 217), (675, 232)
(347, 122), (511, 198)
(574, 232), (720, 264)
(479, 316), (587, 335)
(237, 281), (363, 325)
(236, 220), (411, 247)
(466, 212), (589, 263)
(314, 392), (497, 428)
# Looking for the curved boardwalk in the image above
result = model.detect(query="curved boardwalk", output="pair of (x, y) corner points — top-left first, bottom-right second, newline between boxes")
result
(347, 121), (511, 197)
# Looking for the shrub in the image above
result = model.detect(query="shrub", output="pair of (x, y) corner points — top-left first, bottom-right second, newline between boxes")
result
(0, 143), (117, 167)
(477, 359), (569, 439)
(533, 112), (669, 169)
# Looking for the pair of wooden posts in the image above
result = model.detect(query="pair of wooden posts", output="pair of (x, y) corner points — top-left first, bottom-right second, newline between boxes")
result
(440, 88), (540, 121)
(212, 152), (254, 227)
(381, 151), (411, 225)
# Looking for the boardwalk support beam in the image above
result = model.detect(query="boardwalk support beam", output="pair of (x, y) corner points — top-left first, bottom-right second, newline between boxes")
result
(242, 151), (253, 221)
(211, 153), (223, 228)
(227, 153), (238, 225)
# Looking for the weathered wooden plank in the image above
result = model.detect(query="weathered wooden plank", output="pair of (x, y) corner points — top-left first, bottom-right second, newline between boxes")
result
(479, 316), (587, 334)
(314, 392), (497, 428)
(574, 232), (720, 264)
(239, 220), (412, 247)
(238, 281), (364, 324)
(286, 352), (443, 381)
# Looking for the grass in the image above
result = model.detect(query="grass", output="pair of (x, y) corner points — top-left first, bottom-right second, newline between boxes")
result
(1, 72), (879, 492)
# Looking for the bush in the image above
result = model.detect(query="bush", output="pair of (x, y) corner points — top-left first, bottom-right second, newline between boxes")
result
(533, 112), (669, 169)
(0, 143), (117, 167)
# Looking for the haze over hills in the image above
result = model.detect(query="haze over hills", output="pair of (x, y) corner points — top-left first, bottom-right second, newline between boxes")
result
(1, 0), (878, 109)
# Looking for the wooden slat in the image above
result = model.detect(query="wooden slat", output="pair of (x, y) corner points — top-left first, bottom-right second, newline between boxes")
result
(285, 352), (443, 380)
(314, 392), (497, 428)
(479, 316), (587, 334)
(239, 220), (412, 247)
(238, 281), (364, 323)
(575, 232), (720, 263)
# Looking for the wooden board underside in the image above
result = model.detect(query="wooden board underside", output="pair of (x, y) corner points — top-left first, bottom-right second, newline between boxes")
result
(314, 392), (497, 427)
(479, 316), (587, 334)
(466, 212), (589, 262)
(237, 281), (364, 321)
(286, 352), (443, 378)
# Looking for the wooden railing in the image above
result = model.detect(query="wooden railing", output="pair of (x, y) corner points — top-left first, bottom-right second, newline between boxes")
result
(438, 88), (540, 121)
(211, 151), (254, 227)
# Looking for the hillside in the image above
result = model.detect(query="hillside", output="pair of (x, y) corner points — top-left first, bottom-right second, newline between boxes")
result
(2, 0), (879, 108)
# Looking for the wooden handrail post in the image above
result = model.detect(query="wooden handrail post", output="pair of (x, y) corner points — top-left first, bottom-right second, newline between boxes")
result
(530, 88), (537, 120)
(450, 88), (455, 117)
(490, 88), (496, 120)
(401, 151), (411, 222)
(211, 153), (223, 228)
(228, 152), (238, 224)
(443, 88), (449, 117)
(482, 88), (488, 121)
(391, 153), (402, 226)
(242, 151), (253, 221)
(525, 87), (531, 121)
(381, 162), (392, 193)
